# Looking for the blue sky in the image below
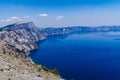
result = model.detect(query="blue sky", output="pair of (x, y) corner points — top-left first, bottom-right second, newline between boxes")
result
(0, 0), (120, 27)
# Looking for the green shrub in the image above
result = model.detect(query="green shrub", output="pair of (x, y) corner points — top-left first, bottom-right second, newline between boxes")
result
(49, 68), (59, 75)
(42, 66), (59, 75)
(42, 66), (49, 71)
(0, 69), (4, 72)
(8, 78), (11, 80)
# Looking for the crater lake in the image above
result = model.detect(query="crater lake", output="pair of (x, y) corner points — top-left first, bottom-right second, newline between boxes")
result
(29, 32), (120, 80)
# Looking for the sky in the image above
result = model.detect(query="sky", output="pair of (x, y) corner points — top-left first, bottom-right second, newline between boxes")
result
(0, 0), (120, 27)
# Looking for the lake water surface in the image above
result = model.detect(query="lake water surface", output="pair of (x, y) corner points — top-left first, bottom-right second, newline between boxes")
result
(30, 32), (120, 80)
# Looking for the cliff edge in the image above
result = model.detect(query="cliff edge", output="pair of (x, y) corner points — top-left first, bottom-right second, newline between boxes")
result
(0, 22), (64, 80)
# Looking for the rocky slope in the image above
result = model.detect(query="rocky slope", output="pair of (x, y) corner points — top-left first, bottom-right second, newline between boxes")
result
(0, 22), (65, 80)
(0, 54), (63, 80)
(0, 22), (45, 58)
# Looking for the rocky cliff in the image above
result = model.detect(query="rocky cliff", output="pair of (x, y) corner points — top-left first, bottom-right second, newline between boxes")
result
(0, 22), (65, 80)
(0, 22), (120, 59)
(0, 22), (45, 58)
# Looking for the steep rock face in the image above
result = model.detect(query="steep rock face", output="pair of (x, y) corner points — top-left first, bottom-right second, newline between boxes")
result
(0, 22), (45, 58)
(0, 22), (64, 80)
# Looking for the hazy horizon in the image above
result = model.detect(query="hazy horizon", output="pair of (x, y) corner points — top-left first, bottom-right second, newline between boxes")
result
(1, 0), (120, 27)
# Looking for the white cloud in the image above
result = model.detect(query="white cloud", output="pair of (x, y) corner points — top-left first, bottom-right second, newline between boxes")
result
(38, 14), (48, 17)
(0, 16), (31, 23)
(56, 16), (64, 20)
(6, 19), (11, 22)
(3, 16), (19, 22)
(10, 16), (18, 19)
(4, 17), (18, 22)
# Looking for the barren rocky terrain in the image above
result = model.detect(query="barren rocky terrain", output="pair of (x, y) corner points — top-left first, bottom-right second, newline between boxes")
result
(0, 54), (63, 80)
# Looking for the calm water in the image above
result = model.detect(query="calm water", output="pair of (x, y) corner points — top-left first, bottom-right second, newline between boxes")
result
(30, 32), (120, 80)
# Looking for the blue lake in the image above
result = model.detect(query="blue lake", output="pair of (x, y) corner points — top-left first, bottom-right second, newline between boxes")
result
(30, 32), (120, 80)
